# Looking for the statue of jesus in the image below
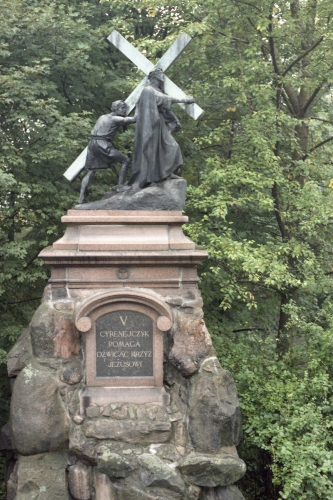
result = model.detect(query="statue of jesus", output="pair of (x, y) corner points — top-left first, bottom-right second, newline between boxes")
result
(128, 67), (195, 189)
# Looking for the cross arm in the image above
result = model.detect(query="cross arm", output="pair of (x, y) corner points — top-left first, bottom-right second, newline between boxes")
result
(157, 32), (192, 72)
(164, 76), (203, 120)
(107, 31), (154, 74)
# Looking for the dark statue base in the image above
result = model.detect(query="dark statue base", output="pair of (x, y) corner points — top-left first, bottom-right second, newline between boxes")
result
(75, 178), (187, 211)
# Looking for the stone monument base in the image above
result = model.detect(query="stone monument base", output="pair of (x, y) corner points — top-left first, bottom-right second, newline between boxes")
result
(80, 386), (170, 409)
(76, 178), (187, 211)
(2, 210), (246, 500)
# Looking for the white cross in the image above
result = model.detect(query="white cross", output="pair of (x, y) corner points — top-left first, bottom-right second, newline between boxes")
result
(64, 30), (203, 181)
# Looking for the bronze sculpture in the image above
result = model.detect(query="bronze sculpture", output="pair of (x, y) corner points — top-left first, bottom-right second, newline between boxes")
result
(78, 100), (136, 204)
(129, 68), (195, 189)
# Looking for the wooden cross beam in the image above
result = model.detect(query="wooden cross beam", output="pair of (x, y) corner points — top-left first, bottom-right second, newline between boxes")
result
(64, 30), (203, 182)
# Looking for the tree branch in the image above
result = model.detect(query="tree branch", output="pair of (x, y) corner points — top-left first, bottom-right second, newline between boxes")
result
(303, 135), (333, 159)
(310, 117), (333, 125)
(301, 84), (323, 117)
(268, 14), (280, 74)
(305, 84), (332, 115)
(282, 36), (324, 76)
(232, 328), (266, 333)
(218, 31), (249, 44)
(61, 73), (73, 106)
(283, 84), (300, 115)
(198, 145), (224, 151)
(281, 89), (296, 115)
(1, 297), (42, 306)
(272, 182), (286, 239)
(235, 0), (262, 12)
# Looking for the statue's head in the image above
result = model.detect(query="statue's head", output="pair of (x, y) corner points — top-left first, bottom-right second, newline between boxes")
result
(111, 100), (127, 116)
(148, 67), (164, 83)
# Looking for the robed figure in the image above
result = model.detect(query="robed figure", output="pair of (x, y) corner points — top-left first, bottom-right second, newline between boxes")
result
(129, 67), (195, 189)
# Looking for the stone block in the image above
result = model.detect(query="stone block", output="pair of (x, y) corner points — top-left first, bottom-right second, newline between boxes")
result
(106, 482), (180, 500)
(68, 463), (93, 500)
(168, 312), (213, 377)
(188, 485), (202, 500)
(179, 453), (246, 487)
(30, 302), (79, 359)
(86, 406), (100, 418)
(94, 472), (115, 500)
(138, 453), (185, 494)
(165, 293), (203, 309)
(51, 287), (68, 301)
(59, 363), (83, 385)
(10, 364), (69, 455)
(5, 459), (18, 500)
(0, 422), (13, 454)
(15, 452), (70, 499)
(200, 485), (246, 500)
(188, 358), (242, 452)
(7, 328), (33, 377)
(97, 451), (132, 479)
(73, 415), (85, 425)
(84, 420), (171, 444)
(69, 425), (98, 465)
(64, 386), (81, 416)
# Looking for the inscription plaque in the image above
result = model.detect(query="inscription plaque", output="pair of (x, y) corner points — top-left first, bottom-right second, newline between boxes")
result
(95, 310), (153, 378)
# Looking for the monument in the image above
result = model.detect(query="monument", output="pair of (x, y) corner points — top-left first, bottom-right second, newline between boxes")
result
(2, 31), (246, 500)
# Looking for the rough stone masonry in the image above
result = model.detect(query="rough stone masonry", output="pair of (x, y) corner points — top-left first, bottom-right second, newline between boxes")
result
(1, 210), (247, 500)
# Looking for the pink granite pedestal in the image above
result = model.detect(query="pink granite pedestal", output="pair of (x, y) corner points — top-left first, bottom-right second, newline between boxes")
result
(40, 210), (207, 291)
(40, 210), (207, 407)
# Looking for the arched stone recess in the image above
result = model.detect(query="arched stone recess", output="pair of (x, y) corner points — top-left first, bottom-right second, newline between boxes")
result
(75, 289), (173, 335)
(75, 289), (172, 406)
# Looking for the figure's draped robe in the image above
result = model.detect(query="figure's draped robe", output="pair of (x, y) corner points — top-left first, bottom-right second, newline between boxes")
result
(129, 86), (183, 188)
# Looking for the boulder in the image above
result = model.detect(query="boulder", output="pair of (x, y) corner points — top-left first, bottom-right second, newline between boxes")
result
(188, 358), (242, 452)
(117, 486), (181, 500)
(10, 364), (69, 455)
(0, 422), (13, 454)
(94, 472), (114, 500)
(165, 293), (204, 310)
(7, 328), (33, 377)
(86, 406), (101, 418)
(95, 472), (181, 500)
(84, 420), (171, 444)
(168, 312), (213, 377)
(179, 453), (246, 487)
(68, 463), (93, 500)
(30, 302), (79, 359)
(63, 385), (81, 417)
(97, 451), (132, 479)
(76, 178), (187, 211)
(5, 459), (18, 500)
(69, 425), (98, 465)
(59, 363), (83, 385)
(14, 452), (70, 499)
(139, 454), (185, 494)
(200, 485), (246, 500)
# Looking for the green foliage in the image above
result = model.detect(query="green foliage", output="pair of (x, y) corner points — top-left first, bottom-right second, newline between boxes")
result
(2, 0), (333, 499)
(212, 315), (333, 499)
(179, 0), (333, 497)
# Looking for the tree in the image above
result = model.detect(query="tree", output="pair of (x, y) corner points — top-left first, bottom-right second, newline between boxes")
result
(173, 0), (333, 497)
